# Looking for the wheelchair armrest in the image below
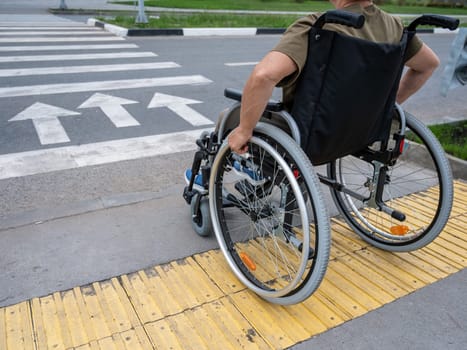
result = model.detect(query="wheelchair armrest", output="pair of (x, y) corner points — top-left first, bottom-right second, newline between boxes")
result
(224, 88), (284, 112)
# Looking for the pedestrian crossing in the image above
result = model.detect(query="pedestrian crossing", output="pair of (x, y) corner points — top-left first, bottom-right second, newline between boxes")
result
(0, 36), (125, 42)
(0, 52), (158, 63)
(0, 44), (139, 51)
(0, 16), (213, 180)
(0, 62), (180, 77)
(0, 30), (114, 35)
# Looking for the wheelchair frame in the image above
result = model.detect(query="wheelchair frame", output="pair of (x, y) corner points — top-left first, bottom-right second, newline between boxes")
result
(183, 11), (458, 305)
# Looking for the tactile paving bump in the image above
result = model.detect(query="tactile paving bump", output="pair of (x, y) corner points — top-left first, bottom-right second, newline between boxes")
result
(1, 181), (465, 349)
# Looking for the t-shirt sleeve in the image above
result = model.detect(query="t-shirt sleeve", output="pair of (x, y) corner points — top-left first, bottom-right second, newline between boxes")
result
(272, 15), (318, 87)
(405, 34), (423, 61)
(393, 15), (423, 61)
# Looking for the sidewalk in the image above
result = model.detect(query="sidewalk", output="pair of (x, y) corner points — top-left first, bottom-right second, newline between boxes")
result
(1, 181), (466, 349)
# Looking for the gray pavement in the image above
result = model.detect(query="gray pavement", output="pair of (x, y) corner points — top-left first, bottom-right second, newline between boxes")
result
(0, 1), (466, 349)
(292, 269), (467, 350)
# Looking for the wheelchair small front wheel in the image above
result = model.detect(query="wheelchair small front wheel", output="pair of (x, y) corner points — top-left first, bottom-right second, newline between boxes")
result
(209, 122), (330, 305)
(190, 193), (212, 237)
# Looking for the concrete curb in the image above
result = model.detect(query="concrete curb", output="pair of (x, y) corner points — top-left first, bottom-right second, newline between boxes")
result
(87, 18), (461, 37)
(448, 153), (467, 180)
(0, 185), (181, 232)
(87, 18), (129, 36)
(87, 18), (285, 36)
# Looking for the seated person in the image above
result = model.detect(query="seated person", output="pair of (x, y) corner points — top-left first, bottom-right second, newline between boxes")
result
(228, 0), (440, 155)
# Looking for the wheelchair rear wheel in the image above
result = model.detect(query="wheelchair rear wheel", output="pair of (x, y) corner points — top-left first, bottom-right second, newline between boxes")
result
(209, 123), (330, 304)
(329, 113), (453, 252)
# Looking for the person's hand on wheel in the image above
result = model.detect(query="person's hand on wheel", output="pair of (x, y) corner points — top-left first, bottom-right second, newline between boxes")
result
(228, 126), (252, 154)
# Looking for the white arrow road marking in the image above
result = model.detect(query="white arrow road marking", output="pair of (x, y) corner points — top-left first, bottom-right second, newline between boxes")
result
(9, 102), (80, 145)
(79, 93), (140, 127)
(0, 62), (179, 77)
(148, 93), (213, 126)
(0, 75), (212, 98)
(0, 128), (213, 180)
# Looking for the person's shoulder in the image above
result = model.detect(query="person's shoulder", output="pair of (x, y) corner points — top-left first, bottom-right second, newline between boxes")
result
(369, 4), (403, 28)
(289, 13), (321, 28)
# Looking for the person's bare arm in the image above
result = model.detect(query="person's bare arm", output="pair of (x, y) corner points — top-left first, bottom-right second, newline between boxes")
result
(228, 51), (297, 154)
(397, 43), (440, 104)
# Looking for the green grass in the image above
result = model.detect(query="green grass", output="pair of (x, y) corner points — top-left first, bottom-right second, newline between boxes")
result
(117, 0), (332, 12)
(407, 120), (467, 160)
(104, 13), (304, 28)
(101, 12), (467, 29)
(106, 0), (466, 28)
(117, 0), (467, 15)
(428, 120), (467, 160)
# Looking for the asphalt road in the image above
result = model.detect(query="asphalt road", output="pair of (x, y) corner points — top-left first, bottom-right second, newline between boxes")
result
(0, 26), (465, 218)
(1, 29), (465, 155)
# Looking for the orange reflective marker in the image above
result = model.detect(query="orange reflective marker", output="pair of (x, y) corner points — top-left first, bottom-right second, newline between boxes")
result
(390, 225), (410, 235)
(240, 252), (257, 271)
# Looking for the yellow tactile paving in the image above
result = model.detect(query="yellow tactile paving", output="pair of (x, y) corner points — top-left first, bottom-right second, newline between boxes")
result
(1, 180), (466, 349)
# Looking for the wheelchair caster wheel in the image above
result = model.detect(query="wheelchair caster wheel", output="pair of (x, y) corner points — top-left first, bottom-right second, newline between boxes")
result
(190, 193), (212, 237)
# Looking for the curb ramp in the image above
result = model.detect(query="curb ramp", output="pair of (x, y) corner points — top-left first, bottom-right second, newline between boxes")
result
(1, 180), (466, 350)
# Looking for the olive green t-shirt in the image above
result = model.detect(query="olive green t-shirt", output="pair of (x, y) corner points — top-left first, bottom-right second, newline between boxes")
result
(273, 4), (423, 110)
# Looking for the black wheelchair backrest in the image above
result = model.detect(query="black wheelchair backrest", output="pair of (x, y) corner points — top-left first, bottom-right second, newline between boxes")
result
(292, 11), (458, 165)
(291, 11), (407, 165)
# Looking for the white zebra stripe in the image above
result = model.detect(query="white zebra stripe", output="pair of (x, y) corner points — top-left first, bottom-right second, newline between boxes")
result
(0, 44), (138, 51)
(0, 62), (180, 77)
(0, 37), (124, 43)
(0, 128), (213, 180)
(0, 75), (213, 98)
(0, 31), (111, 36)
(0, 52), (157, 63)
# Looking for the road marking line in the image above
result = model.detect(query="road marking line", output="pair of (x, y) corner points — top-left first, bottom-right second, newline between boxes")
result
(9, 102), (81, 145)
(0, 52), (157, 63)
(0, 44), (139, 51)
(28, 116), (72, 145)
(0, 27), (102, 30)
(0, 23), (87, 27)
(0, 31), (111, 36)
(0, 129), (212, 180)
(0, 62), (180, 77)
(0, 44), (138, 52)
(148, 93), (213, 126)
(183, 28), (257, 36)
(78, 93), (141, 128)
(225, 62), (259, 66)
(0, 37), (124, 42)
(0, 75), (212, 98)
(167, 104), (213, 126)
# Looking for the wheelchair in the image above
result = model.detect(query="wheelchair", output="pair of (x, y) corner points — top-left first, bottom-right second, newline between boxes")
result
(183, 11), (459, 305)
